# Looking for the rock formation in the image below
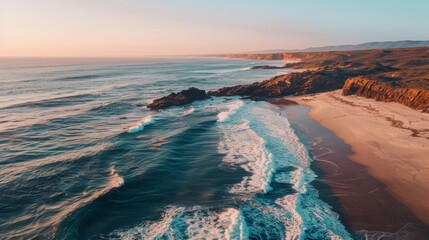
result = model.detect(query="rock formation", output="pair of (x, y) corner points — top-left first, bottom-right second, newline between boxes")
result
(147, 87), (210, 110)
(250, 65), (284, 69)
(343, 77), (429, 112)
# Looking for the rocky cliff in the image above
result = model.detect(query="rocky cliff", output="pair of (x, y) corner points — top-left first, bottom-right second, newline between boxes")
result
(343, 77), (429, 112)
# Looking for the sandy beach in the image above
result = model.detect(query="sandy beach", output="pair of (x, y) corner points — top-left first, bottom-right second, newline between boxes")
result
(288, 90), (429, 225)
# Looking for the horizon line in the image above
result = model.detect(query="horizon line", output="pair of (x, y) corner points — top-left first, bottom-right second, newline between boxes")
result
(2, 39), (428, 59)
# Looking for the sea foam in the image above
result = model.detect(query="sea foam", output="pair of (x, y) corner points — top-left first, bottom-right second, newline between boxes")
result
(219, 120), (274, 194)
(181, 107), (195, 116)
(110, 206), (248, 240)
(127, 116), (155, 133)
(250, 103), (352, 239)
(218, 101), (351, 239)
(217, 100), (244, 122)
(108, 166), (124, 188)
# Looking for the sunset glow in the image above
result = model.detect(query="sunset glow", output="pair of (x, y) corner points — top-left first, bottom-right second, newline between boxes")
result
(2, 0), (429, 57)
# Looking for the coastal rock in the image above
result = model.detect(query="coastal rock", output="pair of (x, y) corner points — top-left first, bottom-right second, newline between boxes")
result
(222, 53), (289, 60)
(208, 70), (349, 98)
(343, 77), (429, 112)
(147, 87), (210, 110)
(250, 65), (284, 69)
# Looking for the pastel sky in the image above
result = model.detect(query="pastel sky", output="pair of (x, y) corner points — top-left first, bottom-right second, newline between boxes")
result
(1, 0), (429, 57)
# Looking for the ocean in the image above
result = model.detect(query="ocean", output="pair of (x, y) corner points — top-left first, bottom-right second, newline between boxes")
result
(0, 57), (352, 239)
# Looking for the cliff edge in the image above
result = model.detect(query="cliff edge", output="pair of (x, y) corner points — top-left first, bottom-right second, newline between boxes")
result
(343, 77), (429, 112)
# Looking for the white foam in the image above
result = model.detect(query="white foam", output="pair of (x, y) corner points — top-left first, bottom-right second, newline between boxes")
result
(250, 106), (312, 193)
(115, 206), (184, 240)
(127, 115), (155, 133)
(219, 120), (274, 194)
(110, 207), (248, 240)
(108, 166), (124, 188)
(242, 199), (300, 239)
(275, 194), (303, 239)
(181, 107), (195, 116)
(239, 66), (252, 71)
(186, 208), (248, 239)
(249, 103), (352, 239)
(217, 100), (244, 122)
(227, 209), (248, 240)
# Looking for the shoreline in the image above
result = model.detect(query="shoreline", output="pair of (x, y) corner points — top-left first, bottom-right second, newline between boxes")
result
(279, 103), (429, 238)
(284, 90), (429, 233)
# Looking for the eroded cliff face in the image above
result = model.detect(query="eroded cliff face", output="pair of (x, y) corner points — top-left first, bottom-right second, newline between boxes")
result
(343, 77), (429, 112)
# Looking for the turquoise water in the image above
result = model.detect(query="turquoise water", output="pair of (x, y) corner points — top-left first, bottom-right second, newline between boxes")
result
(0, 57), (351, 239)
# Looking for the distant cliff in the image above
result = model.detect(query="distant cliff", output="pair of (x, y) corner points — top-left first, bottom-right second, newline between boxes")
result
(229, 40), (429, 54)
(222, 53), (300, 61)
(302, 40), (429, 52)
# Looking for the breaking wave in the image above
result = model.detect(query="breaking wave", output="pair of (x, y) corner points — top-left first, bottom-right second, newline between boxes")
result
(109, 206), (248, 240)
(181, 107), (195, 116)
(214, 101), (352, 239)
(249, 103), (351, 239)
(217, 100), (244, 122)
(218, 120), (274, 194)
(127, 116), (155, 133)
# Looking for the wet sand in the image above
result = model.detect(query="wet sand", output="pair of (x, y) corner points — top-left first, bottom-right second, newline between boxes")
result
(276, 102), (429, 239)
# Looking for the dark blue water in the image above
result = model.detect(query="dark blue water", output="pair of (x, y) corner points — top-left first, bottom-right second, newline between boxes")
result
(0, 57), (352, 239)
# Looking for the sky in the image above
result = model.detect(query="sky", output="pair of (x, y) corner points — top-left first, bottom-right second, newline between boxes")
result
(1, 0), (429, 57)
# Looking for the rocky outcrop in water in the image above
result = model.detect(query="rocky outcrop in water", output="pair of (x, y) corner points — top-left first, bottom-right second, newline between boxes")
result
(147, 87), (210, 110)
(343, 77), (429, 112)
(250, 65), (284, 69)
